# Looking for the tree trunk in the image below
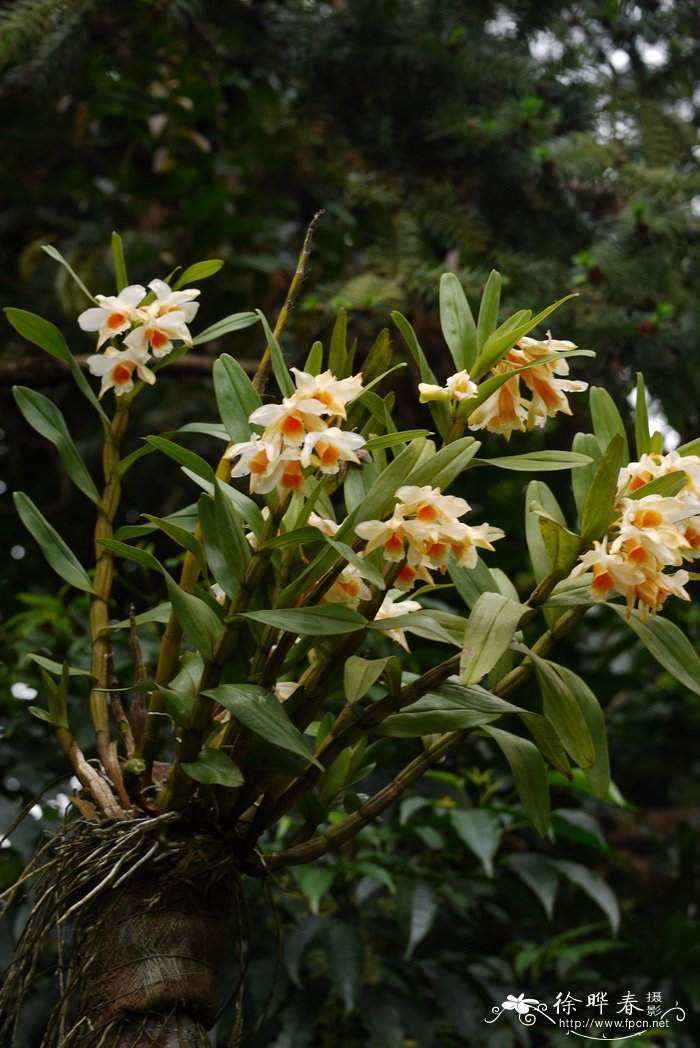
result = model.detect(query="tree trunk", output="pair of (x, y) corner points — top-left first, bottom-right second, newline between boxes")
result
(74, 882), (229, 1048)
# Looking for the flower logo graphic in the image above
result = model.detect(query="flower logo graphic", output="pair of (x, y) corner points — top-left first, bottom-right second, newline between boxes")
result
(501, 993), (540, 1015)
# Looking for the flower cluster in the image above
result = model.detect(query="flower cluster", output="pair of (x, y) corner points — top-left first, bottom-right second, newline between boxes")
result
(355, 485), (502, 591)
(419, 335), (587, 440)
(571, 451), (700, 616)
(79, 279), (200, 397)
(305, 512), (423, 647)
(225, 368), (365, 495)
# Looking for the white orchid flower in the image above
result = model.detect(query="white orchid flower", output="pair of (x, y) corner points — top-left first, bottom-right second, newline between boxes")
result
(291, 368), (363, 418)
(78, 284), (146, 348)
(300, 427), (366, 473)
(87, 345), (155, 398)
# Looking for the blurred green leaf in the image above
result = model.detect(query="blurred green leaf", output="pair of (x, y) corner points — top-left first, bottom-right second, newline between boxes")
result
(450, 808), (502, 876)
(397, 879), (437, 959)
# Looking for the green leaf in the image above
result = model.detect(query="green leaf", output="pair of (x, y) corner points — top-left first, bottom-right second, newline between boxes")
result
(214, 480), (252, 581)
(622, 470), (686, 501)
(450, 809), (502, 876)
(369, 611), (459, 648)
(296, 865), (335, 915)
(29, 706), (58, 725)
(460, 592), (525, 684)
(204, 683), (322, 767)
(408, 678), (523, 717)
(449, 554), (500, 610)
(538, 516), (582, 577)
(27, 653), (91, 678)
(504, 853), (559, 919)
(554, 665), (610, 798)
(185, 468), (264, 534)
(551, 809), (613, 854)
(108, 602), (171, 629)
(191, 311), (259, 346)
(354, 438), (428, 523)
(5, 308), (106, 419)
(475, 270), (502, 354)
(634, 373), (650, 457)
(525, 480), (567, 585)
(111, 231), (128, 292)
(143, 514), (206, 573)
(678, 436), (700, 457)
(590, 386), (629, 462)
(406, 436), (480, 490)
(173, 259), (224, 289)
(256, 309), (295, 397)
(397, 879), (437, 959)
(304, 340), (324, 375)
(474, 450), (592, 472)
(377, 702), (499, 737)
(326, 922), (365, 1014)
(473, 290), (578, 379)
(317, 748), (353, 806)
(482, 725), (550, 835)
(182, 747), (243, 787)
(144, 435), (216, 483)
(197, 490), (249, 598)
(439, 272), (477, 371)
(328, 308), (349, 376)
(552, 860), (619, 934)
(212, 353), (262, 443)
(571, 433), (601, 519)
(519, 711), (572, 778)
(159, 651), (204, 725)
(344, 656), (394, 704)
(579, 434), (625, 542)
(13, 492), (93, 592)
(13, 387), (101, 505)
(390, 311), (451, 438)
(41, 244), (96, 302)
(531, 657), (596, 768)
(164, 575), (223, 660)
(97, 538), (162, 574)
(465, 349), (593, 421)
(611, 607), (700, 695)
(325, 537), (385, 590)
(241, 604), (366, 637)
(284, 916), (326, 986)
(363, 429), (432, 450)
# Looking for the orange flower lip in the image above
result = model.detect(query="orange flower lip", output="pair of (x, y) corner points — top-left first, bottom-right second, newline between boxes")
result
(384, 533), (404, 555)
(636, 509), (664, 528)
(417, 504), (440, 522)
(281, 415), (305, 437)
(150, 330), (169, 349)
(112, 361), (136, 385)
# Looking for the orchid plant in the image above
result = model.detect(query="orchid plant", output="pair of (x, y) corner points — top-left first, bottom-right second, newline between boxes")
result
(7, 233), (700, 857)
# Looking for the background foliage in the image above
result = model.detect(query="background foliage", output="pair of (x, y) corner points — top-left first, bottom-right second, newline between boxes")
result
(1, 1), (699, 1045)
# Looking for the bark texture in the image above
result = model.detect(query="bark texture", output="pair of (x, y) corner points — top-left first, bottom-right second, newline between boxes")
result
(76, 882), (229, 1048)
